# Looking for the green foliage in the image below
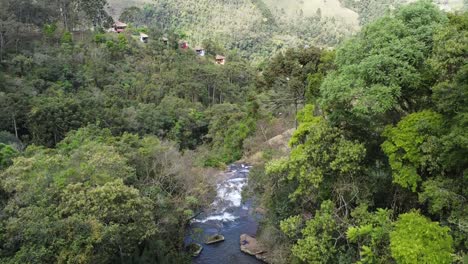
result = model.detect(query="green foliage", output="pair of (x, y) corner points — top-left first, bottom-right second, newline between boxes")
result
(419, 177), (466, 215)
(268, 105), (365, 200)
(61, 31), (73, 44)
(259, 47), (328, 115)
(0, 131), (21, 148)
(0, 143), (17, 170)
(204, 104), (256, 164)
(347, 206), (393, 263)
(249, 3), (467, 263)
(43, 23), (57, 38)
(79, 0), (113, 28)
(2, 0), (111, 32)
(382, 110), (444, 191)
(429, 12), (468, 82)
(28, 96), (97, 147)
(320, 1), (447, 130)
(291, 201), (338, 263)
(390, 212), (454, 264)
(57, 180), (156, 263)
(94, 33), (107, 44)
(279, 215), (303, 239)
(0, 127), (215, 262)
(419, 177), (468, 251)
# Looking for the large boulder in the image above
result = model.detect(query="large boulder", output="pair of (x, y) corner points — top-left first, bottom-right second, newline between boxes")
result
(240, 234), (269, 262)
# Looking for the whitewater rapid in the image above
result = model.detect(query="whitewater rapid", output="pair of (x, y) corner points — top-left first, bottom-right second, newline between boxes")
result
(187, 164), (262, 264)
(192, 164), (250, 224)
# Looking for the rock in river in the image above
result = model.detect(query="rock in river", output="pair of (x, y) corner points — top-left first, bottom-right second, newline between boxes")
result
(240, 234), (269, 262)
(188, 243), (203, 257)
(206, 234), (225, 245)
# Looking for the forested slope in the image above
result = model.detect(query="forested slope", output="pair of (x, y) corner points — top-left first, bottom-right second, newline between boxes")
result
(340, 0), (467, 25)
(109, 0), (466, 63)
(0, 0), (265, 261)
(115, 0), (357, 63)
(246, 2), (467, 263)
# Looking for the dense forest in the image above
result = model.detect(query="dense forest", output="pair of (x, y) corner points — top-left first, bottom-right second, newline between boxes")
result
(246, 1), (468, 263)
(0, 0), (263, 262)
(0, 0), (467, 263)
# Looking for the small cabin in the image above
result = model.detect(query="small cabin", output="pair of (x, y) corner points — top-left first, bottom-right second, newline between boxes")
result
(180, 41), (189, 49)
(113, 21), (127, 33)
(195, 47), (205, 56)
(215, 55), (226, 65)
(162, 37), (169, 45)
(140, 32), (149, 43)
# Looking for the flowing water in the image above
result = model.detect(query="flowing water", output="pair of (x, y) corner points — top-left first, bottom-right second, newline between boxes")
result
(186, 164), (262, 264)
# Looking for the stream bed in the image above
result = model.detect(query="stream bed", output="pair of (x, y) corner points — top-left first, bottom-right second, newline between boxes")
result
(185, 164), (263, 264)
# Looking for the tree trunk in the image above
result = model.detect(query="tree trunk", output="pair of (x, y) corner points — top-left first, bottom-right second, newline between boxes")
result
(186, 211), (203, 222)
(119, 245), (124, 264)
(294, 99), (298, 129)
(0, 31), (4, 62)
(12, 113), (18, 139)
(212, 86), (216, 105)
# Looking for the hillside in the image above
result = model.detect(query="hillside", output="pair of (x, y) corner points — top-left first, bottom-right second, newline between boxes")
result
(340, 0), (467, 24)
(263, 0), (360, 28)
(106, 0), (152, 19)
(106, 0), (466, 62)
(107, 0), (358, 63)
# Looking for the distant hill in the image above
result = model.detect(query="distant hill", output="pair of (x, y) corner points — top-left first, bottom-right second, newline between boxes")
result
(407, 0), (465, 11)
(106, 0), (153, 19)
(340, 0), (466, 25)
(263, 0), (360, 29)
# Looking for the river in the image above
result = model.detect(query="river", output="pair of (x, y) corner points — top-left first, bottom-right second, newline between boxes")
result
(186, 164), (263, 264)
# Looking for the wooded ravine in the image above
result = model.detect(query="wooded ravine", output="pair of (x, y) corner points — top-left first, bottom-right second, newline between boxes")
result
(0, 0), (466, 263)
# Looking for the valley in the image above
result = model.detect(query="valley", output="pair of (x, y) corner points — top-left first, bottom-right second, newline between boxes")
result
(0, 0), (466, 263)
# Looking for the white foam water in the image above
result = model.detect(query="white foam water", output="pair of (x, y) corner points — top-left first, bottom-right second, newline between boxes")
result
(194, 167), (249, 223)
(188, 164), (262, 264)
(193, 212), (238, 223)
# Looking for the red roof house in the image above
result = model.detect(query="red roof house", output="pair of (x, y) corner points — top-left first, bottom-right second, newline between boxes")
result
(215, 55), (226, 65)
(113, 21), (127, 33)
(180, 41), (189, 49)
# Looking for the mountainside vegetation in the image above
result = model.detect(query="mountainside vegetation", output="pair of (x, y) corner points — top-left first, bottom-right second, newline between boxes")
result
(0, 0), (466, 263)
(0, 0), (262, 261)
(116, 0), (357, 63)
(340, 0), (466, 25)
(110, 0), (466, 63)
(246, 1), (467, 263)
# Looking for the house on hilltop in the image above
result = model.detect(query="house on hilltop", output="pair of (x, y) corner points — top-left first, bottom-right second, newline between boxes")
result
(113, 21), (127, 33)
(215, 55), (226, 65)
(140, 32), (149, 43)
(180, 41), (189, 49)
(195, 47), (205, 56)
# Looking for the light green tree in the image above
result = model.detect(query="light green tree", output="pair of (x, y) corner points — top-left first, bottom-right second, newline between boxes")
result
(0, 143), (17, 170)
(290, 201), (338, 263)
(390, 212), (454, 264)
(381, 110), (444, 191)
